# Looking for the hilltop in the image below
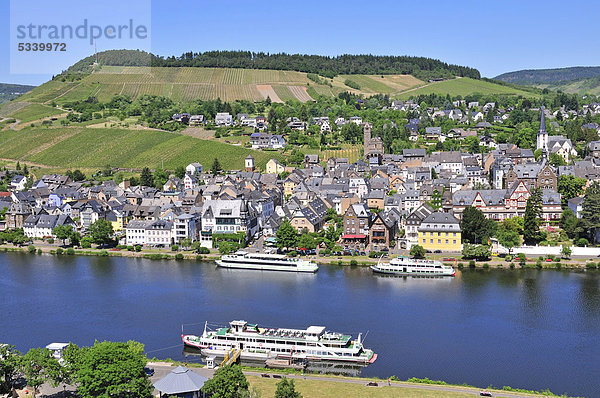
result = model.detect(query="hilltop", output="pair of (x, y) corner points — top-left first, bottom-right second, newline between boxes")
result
(0, 83), (36, 104)
(495, 66), (600, 94)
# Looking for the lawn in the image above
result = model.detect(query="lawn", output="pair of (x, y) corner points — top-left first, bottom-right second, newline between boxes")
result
(396, 77), (538, 99)
(247, 376), (475, 398)
(0, 126), (285, 171)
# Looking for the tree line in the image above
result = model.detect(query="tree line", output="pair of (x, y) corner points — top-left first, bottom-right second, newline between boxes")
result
(65, 49), (481, 80)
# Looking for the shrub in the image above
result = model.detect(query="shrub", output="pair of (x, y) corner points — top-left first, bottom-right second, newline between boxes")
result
(547, 254), (555, 261)
(99, 250), (109, 257)
(457, 262), (464, 269)
(509, 263), (515, 269)
(538, 256), (544, 261)
(47, 238), (55, 244)
(554, 262), (561, 269)
(171, 244), (179, 252)
(127, 245), (134, 251)
(28, 245), (36, 254)
(198, 247), (210, 254)
(287, 251), (297, 257)
(350, 259), (358, 266)
(56, 247), (64, 255)
(468, 260), (476, 268)
(37, 248), (42, 254)
(577, 238), (589, 247)
(505, 255), (513, 262)
(175, 253), (184, 260)
(482, 263), (490, 269)
(135, 245), (142, 252)
(116, 244), (127, 249)
(195, 255), (203, 261)
(536, 260), (542, 269)
(586, 263), (597, 269)
(81, 239), (92, 249)
(66, 247), (75, 255)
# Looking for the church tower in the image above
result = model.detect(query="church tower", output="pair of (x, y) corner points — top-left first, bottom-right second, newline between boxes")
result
(363, 122), (372, 151)
(537, 106), (548, 158)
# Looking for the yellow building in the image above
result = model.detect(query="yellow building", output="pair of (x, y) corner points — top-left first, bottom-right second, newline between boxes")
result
(417, 212), (461, 252)
(266, 159), (285, 175)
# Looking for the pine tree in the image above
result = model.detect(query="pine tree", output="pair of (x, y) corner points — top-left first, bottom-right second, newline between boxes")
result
(581, 182), (600, 243)
(140, 167), (153, 187)
(523, 189), (543, 245)
(211, 158), (222, 175)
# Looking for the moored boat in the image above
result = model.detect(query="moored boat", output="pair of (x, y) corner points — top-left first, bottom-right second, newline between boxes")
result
(182, 320), (376, 365)
(216, 251), (318, 273)
(371, 255), (455, 276)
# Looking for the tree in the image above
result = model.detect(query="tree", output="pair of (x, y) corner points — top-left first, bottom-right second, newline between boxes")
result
(276, 219), (298, 251)
(410, 244), (426, 259)
(561, 209), (583, 240)
(52, 224), (74, 246)
(460, 206), (496, 244)
(21, 348), (60, 398)
(549, 152), (567, 167)
(297, 233), (316, 251)
(581, 182), (600, 243)
(174, 165), (186, 179)
(202, 365), (249, 398)
(76, 341), (152, 398)
(461, 243), (491, 261)
(523, 189), (543, 245)
(561, 244), (572, 259)
(497, 223), (522, 255)
(558, 175), (586, 206)
(72, 169), (86, 182)
(88, 219), (114, 246)
(0, 345), (21, 393)
(275, 377), (302, 398)
(140, 167), (153, 187)
(211, 158), (223, 174)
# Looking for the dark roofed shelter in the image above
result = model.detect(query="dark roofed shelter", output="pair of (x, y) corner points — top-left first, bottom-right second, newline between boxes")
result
(153, 366), (209, 398)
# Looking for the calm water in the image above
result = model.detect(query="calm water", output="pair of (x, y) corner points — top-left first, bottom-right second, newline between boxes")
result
(1, 253), (599, 397)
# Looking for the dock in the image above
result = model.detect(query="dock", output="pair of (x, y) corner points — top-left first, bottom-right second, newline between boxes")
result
(220, 347), (241, 366)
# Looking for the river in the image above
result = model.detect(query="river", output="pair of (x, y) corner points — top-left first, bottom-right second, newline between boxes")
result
(1, 252), (599, 397)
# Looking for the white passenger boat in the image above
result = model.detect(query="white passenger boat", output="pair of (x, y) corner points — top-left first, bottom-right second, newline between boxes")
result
(182, 320), (377, 365)
(371, 255), (455, 276)
(216, 251), (318, 273)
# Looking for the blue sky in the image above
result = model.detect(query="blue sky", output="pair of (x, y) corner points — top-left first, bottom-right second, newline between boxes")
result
(2, 0), (600, 85)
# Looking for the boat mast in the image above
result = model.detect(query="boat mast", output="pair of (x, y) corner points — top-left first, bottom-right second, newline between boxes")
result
(203, 321), (208, 337)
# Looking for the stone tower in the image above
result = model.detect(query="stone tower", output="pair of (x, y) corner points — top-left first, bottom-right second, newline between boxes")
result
(245, 155), (255, 172)
(363, 122), (372, 149)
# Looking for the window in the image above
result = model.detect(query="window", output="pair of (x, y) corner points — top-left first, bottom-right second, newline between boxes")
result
(453, 240), (456, 244)
(445, 239), (448, 244)
(430, 239), (433, 244)
(437, 239), (441, 244)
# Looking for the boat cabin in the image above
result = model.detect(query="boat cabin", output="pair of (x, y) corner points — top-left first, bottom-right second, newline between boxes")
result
(306, 326), (325, 341)
(46, 342), (69, 362)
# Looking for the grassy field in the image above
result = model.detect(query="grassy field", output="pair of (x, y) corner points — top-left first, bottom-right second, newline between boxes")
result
(247, 376), (476, 398)
(304, 144), (363, 164)
(396, 77), (538, 99)
(0, 126), (284, 171)
(6, 103), (64, 123)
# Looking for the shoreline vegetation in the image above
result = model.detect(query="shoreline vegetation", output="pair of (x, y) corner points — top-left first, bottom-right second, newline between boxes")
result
(0, 243), (599, 271)
(143, 359), (573, 398)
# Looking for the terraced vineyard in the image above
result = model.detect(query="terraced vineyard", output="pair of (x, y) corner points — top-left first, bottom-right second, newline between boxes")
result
(0, 126), (283, 171)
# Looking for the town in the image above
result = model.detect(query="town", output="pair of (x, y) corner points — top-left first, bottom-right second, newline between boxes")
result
(2, 99), (599, 262)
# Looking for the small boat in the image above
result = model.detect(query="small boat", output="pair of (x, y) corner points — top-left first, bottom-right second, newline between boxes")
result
(216, 251), (318, 273)
(371, 255), (455, 276)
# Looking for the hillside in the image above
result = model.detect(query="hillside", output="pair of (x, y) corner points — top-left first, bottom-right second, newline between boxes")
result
(14, 66), (426, 104)
(396, 77), (539, 99)
(0, 126), (283, 172)
(495, 66), (600, 84)
(0, 83), (35, 105)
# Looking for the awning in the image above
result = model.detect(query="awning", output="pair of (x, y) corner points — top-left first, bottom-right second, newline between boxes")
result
(342, 234), (367, 239)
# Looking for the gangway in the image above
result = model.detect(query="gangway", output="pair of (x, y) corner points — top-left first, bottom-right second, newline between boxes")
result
(220, 347), (241, 367)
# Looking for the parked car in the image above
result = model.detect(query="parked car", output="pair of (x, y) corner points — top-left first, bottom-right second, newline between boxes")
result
(366, 381), (378, 387)
(434, 250), (442, 253)
(144, 367), (154, 377)
(479, 390), (492, 397)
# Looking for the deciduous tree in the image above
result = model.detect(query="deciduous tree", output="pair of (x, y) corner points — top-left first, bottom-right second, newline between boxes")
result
(276, 219), (298, 251)
(202, 365), (249, 398)
(410, 244), (426, 259)
(275, 377), (302, 398)
(523, 189), (543, 245)
(88, 219), (114, 246)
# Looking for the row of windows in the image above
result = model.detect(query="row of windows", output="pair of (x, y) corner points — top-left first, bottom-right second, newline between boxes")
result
(422, 239), (457, 245)
(423, 232), (457, 237)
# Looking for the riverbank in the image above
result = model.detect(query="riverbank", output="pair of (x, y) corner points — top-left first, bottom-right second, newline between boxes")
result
(1, 242), (599, 271)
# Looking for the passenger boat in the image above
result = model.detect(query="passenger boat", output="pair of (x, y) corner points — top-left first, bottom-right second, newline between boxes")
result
(371, 255), (455, 276)
(182, 320), (377, 365)
(216, 251), (318, 273)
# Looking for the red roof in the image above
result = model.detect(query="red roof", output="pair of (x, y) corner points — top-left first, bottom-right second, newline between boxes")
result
(0, 192), (11, 197)
(342, 234), (367, 239)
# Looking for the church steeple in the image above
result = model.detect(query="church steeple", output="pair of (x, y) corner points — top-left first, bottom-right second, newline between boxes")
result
(537, 106), (548, 159)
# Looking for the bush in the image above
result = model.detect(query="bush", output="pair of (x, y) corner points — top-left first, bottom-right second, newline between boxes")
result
(175, 253), (184, 260)
(99, 250), (109, 256)
(127, 245), (134, 251)
(37, 248), (42, 254)
(198, 247), (210, 254)
(28, 245), (36, 254)
(171, 244), (179, 252)
(47, 238), (55, 244)
(56, 247), (64, 255)
(547, 255), (555, 261)
(482, 263), (490, 269)
(81, 239), (92, 249)
(505, 255), (513, 262)
(66, 247), (75, 255)
(577, 238), (589, 247)
(468, 260), (475, 268)
(287, 251), (297, 257)
(116, 244), (127, 249)
(509, 263), (515, 269)
(195, 255), (203, 261)
(554, 262), (561, 269)
(350, 259), (358, 266)
(586, 263), (597, 269)
(457, 262), (464, 269)
(135, 245), (142, 252)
